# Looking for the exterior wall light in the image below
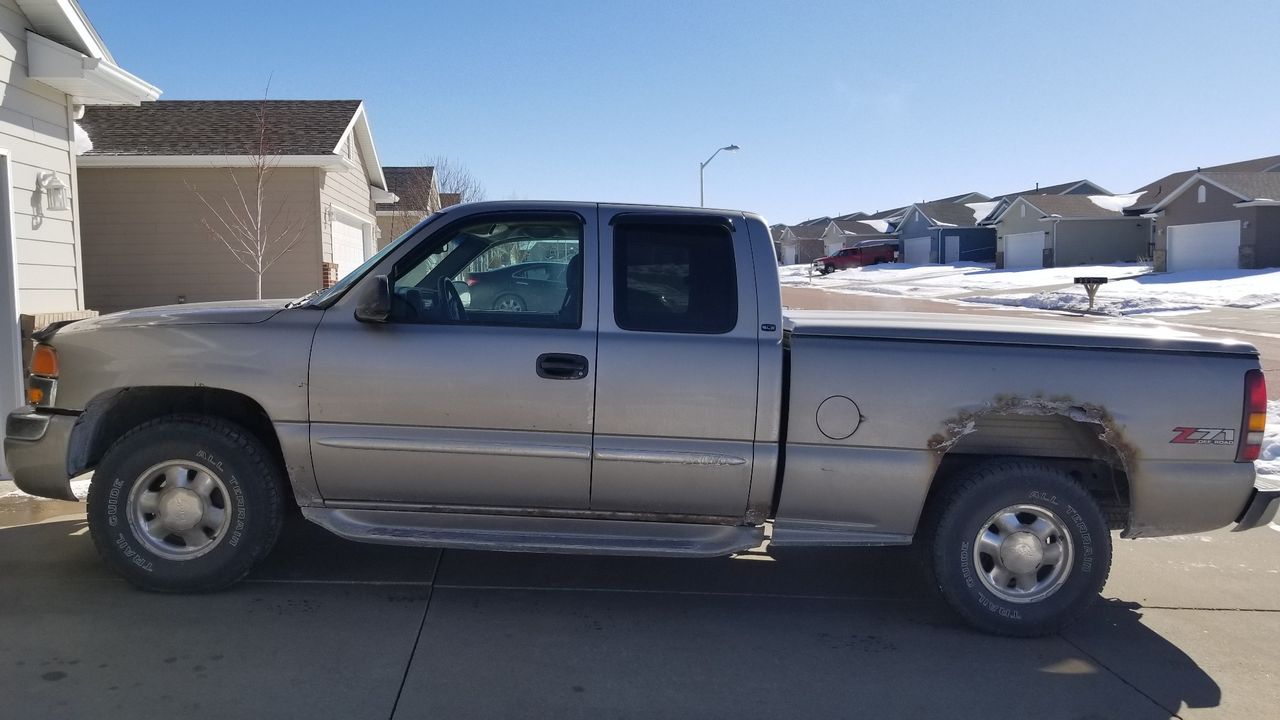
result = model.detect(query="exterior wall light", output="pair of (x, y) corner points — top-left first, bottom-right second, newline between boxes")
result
(39, 172), (70, 211)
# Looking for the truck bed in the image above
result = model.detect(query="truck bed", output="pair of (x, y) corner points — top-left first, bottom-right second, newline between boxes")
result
(784, 310), (1257, 355)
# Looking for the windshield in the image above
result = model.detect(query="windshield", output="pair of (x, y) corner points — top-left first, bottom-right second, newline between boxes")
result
(302, 211), (446, 307)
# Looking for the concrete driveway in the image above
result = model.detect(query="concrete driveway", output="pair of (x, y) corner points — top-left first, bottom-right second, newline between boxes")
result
(1, 495), (1276, 719)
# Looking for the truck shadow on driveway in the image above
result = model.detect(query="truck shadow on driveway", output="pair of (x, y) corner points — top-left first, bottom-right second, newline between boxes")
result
(0, 517), (1220, 719)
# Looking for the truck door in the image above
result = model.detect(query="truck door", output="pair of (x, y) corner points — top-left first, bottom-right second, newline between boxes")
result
(591, 208), (759, 517)
(307, 208), (598, 509)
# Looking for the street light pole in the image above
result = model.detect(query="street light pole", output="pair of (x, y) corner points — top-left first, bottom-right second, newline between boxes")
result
(699, 144), (740, 207)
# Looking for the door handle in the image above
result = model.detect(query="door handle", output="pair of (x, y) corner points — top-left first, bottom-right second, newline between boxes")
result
(536, 353), (589, 380)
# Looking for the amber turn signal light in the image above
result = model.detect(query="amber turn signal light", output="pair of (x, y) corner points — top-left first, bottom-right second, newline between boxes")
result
(30, 344), (58, 377)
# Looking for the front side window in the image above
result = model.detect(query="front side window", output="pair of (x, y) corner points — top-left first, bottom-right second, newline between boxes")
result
(613, 223), (737, 334)
(391, 216), (583, 328)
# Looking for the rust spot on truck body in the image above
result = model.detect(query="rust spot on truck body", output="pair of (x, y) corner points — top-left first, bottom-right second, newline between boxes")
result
(927, 394), (1138, 475)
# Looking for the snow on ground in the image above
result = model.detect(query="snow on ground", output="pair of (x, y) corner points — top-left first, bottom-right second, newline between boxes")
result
(781, 262), (1280, 317)
(780, 262), (1149, 299)
(1258, 401), (1280, 480)
(966, 269), (1280, 316)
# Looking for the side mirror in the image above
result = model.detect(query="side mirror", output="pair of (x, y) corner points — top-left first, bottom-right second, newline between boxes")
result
(354, 275), (391, 323)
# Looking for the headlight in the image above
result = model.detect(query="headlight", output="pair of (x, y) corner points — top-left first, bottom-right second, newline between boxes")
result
(26, 344), (58, 407)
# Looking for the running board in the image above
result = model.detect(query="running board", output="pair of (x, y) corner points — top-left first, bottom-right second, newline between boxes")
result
(302, 507), (764, 557)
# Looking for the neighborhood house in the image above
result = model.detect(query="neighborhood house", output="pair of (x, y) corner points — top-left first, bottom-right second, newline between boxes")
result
(0, 0), (158, 476)
(75, 100), (394, 313)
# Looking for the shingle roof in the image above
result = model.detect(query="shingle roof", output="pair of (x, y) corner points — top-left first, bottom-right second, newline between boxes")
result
(797, 216), (832, 226)
(929, 191), (990, 204)
(1195, 172), (1280, 202)
(439, 192), (463, 208)
(79, 100), (363, 156)
(1131, 155), (1280, 210)
(378, 166), (436, 212)
(865, 206), (908, 220)
(992, 179), (1106, 201)
(914, 200), (987, 227)
(833, 219), (892, 235)
(834, 211), (868, 221)
(785, 224), (827, 240)
(1019, 194), (1124, 219)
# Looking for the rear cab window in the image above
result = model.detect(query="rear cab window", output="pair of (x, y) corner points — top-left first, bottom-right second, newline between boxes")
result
(612, 222), (737, 334)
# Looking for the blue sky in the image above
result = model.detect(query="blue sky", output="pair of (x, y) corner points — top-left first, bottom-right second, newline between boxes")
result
(82, 0), (1280, 224)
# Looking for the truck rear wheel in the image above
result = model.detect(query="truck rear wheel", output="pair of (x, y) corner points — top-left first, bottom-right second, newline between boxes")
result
(86, 415), (284, 592)
(923, 460), (1111, 637)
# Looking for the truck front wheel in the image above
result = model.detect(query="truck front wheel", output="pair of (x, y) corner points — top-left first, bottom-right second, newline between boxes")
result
(923, 460), (1112, 637)
(86, 415), (284, 592)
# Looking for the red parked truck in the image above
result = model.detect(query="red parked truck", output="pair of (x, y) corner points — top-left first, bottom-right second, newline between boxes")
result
(813, 241), (899, 274)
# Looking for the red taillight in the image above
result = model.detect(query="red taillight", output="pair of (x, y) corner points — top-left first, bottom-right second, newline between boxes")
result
(1238, 369), (1267, 462)
(465, 277), (480, 287)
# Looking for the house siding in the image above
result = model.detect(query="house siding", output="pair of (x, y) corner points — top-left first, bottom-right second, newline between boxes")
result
(0, 0), (82, 314)
(1252, 207), (1280, 269)
(997, 200), (1149, 267)
(893, 209), (937, 263)
(1154, 181), (1250, 271)
(938, 228), (996, 263)
(1051, 218), (1149, 267)
(79, 167), (323, 313)
(319, 133), (375, 261)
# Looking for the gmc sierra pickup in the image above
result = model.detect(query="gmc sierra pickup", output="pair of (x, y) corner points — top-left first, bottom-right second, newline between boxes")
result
(6, 201), (1277, 636)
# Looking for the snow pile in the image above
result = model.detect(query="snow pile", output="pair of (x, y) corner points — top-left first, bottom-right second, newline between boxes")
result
(965, 290), (1203, 316)
(965, 201), (1001, 224)
(1257, 401), (1280, 479)
(965, 268), (1280, 315)
(1086, 192), (1144, 212)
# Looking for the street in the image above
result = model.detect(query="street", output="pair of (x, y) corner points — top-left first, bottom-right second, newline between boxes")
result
(2, 497), (1278, 718)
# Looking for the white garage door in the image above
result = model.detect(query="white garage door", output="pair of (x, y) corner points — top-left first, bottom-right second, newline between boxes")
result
(783, 245), (796, 265)
(903, 236), (931, 265)
(1167, 221), (1240, 272)
(944, 235), (960, 264)
(1004, 231), (1044, 269)
(332, 218), (368, 280)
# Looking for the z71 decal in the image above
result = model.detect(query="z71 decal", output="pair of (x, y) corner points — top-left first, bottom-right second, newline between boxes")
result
(1170, 427), (1236, 445)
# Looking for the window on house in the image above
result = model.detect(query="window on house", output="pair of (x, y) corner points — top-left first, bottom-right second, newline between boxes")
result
(1197, 185), (1207, 203)
(613, 222), (737, 334)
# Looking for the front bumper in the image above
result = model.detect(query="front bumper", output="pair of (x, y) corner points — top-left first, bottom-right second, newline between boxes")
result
(4, 407), (77, 501)
(1234, 476), (1280, 531)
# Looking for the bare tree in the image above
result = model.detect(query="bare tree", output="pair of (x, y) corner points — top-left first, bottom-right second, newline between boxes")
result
(187, 97), (305, 299)
(426, 155), (486, 203)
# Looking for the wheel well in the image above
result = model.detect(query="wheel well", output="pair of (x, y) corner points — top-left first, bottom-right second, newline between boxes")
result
(71, 387), (287, 488)
(928, 413), (1131, 529)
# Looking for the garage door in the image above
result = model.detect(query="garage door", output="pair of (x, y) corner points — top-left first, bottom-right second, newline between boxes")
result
(1004, 231), (1044, 269)
(783, 245), (796, 265)
(1167, 221), (1240, 272)
(944, 235), (960, 264)
(332, 218), (368, 280)
(903, 236), (931, 264)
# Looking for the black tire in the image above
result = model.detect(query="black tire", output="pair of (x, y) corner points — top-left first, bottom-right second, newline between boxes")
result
(492, 293), (527, 312)
(922, 459), (1112, 637)
(823, 264), (835, 275)
(86, 415), (284, 592)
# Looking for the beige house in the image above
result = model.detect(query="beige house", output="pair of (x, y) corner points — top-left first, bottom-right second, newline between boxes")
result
(76, 100), (394, 314)
(376, 165), (440, 249)
(0, 0), (158, 476)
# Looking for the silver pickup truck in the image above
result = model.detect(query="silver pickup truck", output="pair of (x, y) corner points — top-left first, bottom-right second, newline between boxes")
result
(6, 201), (1277, 636)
